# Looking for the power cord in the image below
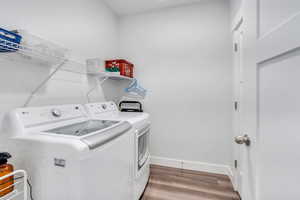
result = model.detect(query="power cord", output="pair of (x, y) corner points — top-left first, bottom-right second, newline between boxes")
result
(7, 176), (34, 200)
(27, 179), (34, 200)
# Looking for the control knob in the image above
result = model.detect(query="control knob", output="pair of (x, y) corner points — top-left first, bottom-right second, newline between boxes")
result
(102, 104), (107, 110)
(51, 109), (62, 117)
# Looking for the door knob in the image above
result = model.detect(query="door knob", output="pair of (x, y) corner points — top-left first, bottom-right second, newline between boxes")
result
(235, 134), (251, 146)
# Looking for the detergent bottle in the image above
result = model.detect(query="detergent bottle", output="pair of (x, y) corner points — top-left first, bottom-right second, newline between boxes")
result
(0, 152), (14, 197)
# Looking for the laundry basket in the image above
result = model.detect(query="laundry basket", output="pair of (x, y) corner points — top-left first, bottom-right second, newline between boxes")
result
(0, 170), (28, 200)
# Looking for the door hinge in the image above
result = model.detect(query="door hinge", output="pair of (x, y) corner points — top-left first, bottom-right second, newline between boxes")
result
(234, 160), (238, 169)
(234, 43), (238, 52)
(234, 101), (238, 111)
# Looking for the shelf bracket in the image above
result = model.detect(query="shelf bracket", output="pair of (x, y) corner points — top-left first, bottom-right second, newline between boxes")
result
(86, 76), (108, 103)
(23, 59), (68, 107)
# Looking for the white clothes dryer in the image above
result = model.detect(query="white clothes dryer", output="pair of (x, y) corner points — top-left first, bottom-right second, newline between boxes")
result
(85, 101), (151, 200)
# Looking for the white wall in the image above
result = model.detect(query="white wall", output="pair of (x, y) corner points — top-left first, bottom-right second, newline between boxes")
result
(119, 0), (233, 167)
(0, 0), (119, 149)
(0, 0), (118, 109)
(0, 0), (118, 61)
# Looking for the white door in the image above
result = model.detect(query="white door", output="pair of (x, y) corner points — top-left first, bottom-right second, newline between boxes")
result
(257, 0), (300, 199)
(233, 24), (244, 196)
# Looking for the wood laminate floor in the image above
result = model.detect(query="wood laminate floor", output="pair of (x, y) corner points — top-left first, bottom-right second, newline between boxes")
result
(140, 165), (240, 200)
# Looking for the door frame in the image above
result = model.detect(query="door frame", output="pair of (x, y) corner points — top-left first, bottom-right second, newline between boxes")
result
(232, 18), (244, 195)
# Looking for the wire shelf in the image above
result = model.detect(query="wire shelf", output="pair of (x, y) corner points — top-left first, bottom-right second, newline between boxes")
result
(60, 59), (87, 74)
(0, 30), (68, 66)
(0, 170), (28, 200)
(0, 30), (88, 74)
(88, 71), (133, 81)
(0, 38), (67, 66)
(0, 29), (147, 102)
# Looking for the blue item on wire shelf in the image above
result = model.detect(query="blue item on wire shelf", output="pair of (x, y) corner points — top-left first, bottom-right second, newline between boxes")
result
(0, 28), (22, 53)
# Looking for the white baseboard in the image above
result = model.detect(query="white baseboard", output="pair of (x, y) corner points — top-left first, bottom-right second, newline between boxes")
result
(151, 156), (235, 185)
(151, 156), (183, 169)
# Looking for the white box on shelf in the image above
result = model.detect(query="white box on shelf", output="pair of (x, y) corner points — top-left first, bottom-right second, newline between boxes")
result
(86, 58), (105, 74)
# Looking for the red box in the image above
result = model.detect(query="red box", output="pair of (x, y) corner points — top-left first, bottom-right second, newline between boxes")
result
(105, 59), (134, 78)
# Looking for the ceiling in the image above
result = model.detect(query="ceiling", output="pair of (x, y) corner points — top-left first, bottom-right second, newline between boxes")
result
(103, 0), (207, 16)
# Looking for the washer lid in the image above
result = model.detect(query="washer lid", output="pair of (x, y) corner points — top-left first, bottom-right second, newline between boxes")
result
(45, 120), (120, 137)
(81, 121), (132, 150)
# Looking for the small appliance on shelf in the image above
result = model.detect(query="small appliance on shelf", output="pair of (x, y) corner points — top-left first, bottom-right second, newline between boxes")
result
(119, 101), (143, 112)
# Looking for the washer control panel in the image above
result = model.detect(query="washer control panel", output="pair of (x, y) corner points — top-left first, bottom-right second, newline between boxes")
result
(16, 105), (87, 128)
(85, 101), (118, 116)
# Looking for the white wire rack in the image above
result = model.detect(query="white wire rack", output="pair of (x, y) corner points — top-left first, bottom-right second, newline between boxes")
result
(87, 71), (133, 81)
(60, 59), (87, 74)
(0, 29), (147, 102)
(0, 38), (67, 66)
(0, 170), (28, 200)
(0, 34), (86, 75)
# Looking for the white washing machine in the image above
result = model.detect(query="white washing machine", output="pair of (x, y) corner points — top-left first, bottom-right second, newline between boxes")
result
(85, 101), (151, 200)
(3, 104), (134, 200)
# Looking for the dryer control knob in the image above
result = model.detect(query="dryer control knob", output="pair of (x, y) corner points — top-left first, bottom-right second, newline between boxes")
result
(102, 104), (107, 110)
(51, 109), (62, 117)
